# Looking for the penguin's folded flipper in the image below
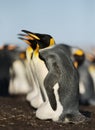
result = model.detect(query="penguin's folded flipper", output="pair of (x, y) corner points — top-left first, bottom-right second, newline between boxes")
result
(44, 71), (59, 111)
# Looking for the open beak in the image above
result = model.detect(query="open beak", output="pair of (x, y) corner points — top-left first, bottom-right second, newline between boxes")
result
(21, 30), (40, 40)
(18, 30), (40, 46)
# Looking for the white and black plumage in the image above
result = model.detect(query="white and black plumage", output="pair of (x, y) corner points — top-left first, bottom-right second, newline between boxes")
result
(0, 44), (31, 96)
(20, 35), (86, 123)
(18, 30), (55, 108)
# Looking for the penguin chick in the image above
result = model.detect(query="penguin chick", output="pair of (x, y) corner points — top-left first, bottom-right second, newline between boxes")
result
(27, 42), (86, 123)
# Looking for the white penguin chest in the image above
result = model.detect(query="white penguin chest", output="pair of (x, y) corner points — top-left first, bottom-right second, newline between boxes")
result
(32, 56), (48, 83)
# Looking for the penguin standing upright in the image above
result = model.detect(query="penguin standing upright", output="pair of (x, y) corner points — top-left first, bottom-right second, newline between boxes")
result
(72, 50), (95, 105)
(18, 30), (55, 108)
(78, 60), (95, 105)
(20, 35), (86, 123)
(9, 51), (32, 95)
(86, 53), (95, 91)
(59, 44), (95, 105)
(0, 44), (31, 96)
(89, 64), (95, 91)
(19, 31), (90, 107)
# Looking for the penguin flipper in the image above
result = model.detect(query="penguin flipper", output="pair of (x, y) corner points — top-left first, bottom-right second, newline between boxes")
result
(44, 57), (61, 111)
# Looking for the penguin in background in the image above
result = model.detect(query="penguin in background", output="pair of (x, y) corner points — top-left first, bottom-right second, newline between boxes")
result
(89, 64), (95, 91)
(61, 44), (95, 106)
(56, 44), (85, 68)
(20, 34), (86, 123)
(86, 53), (95, 94)
(9, 50), (32, 95)
(0, 44), (22, 96)
(74, 51), (95, 106)
(0, 44), (31, 96)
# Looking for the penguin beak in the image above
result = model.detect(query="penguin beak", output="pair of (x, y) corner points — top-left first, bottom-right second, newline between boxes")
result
(73, 61), (78, 68)
(21, 30), (40, 40)
(18, 30), (40, 46)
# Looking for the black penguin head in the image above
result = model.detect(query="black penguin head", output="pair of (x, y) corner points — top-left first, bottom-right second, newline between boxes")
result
(18, 30), (55, 49)
(61, 44), (85, 68)
(24, 39), (40, 61)
(0, 44), (17, 51)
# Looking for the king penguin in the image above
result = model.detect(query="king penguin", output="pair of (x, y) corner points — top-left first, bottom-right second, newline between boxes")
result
(9, 50), (32, 95)
(72, 50), (95, 106)
(18, 30), (55, 108)
(19, 31), (87, 108)
(86, 53), (95, 92)
(20, 37), (86, 123)
(0, 44), (31, 96)
(78, 62), (95, 105)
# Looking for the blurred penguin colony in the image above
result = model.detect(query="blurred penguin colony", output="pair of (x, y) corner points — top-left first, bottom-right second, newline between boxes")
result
(0, 30), (95, 123)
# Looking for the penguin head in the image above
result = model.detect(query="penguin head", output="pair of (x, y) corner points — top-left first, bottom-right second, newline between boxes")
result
(0, 44), (17, 51)
(18, 30), (55, 49)
(71, 48), (85, 68)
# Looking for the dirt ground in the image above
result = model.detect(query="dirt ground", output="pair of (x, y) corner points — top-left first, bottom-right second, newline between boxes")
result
(0, 95), (95, 130)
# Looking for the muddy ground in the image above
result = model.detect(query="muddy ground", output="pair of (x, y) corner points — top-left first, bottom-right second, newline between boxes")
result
(0, 95), (95, 130)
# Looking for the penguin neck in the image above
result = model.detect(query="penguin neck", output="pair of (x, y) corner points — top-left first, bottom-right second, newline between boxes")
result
(33, 45), (39, 58)
(50, 38), (55, 46)
(26, 46), (33, 62)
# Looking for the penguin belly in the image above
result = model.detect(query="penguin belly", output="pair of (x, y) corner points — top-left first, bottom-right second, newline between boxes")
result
(26, 60), (43, 108)
(78, 63), (95, 105)
(37, 44), (87, 123)
(32, 56), (48, 102)
(25, 47), (43, 108)
(36, 82), (63, 121)
(32, 55), (63, 120)
(9, 60), (31, 95)
(89, 65), (95, 91)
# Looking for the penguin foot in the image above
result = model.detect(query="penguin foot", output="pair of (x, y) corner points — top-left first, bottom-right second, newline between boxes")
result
(30, 94), (43, 109)
(60, 113), (87, 124)
(36, 101), (56, 120)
